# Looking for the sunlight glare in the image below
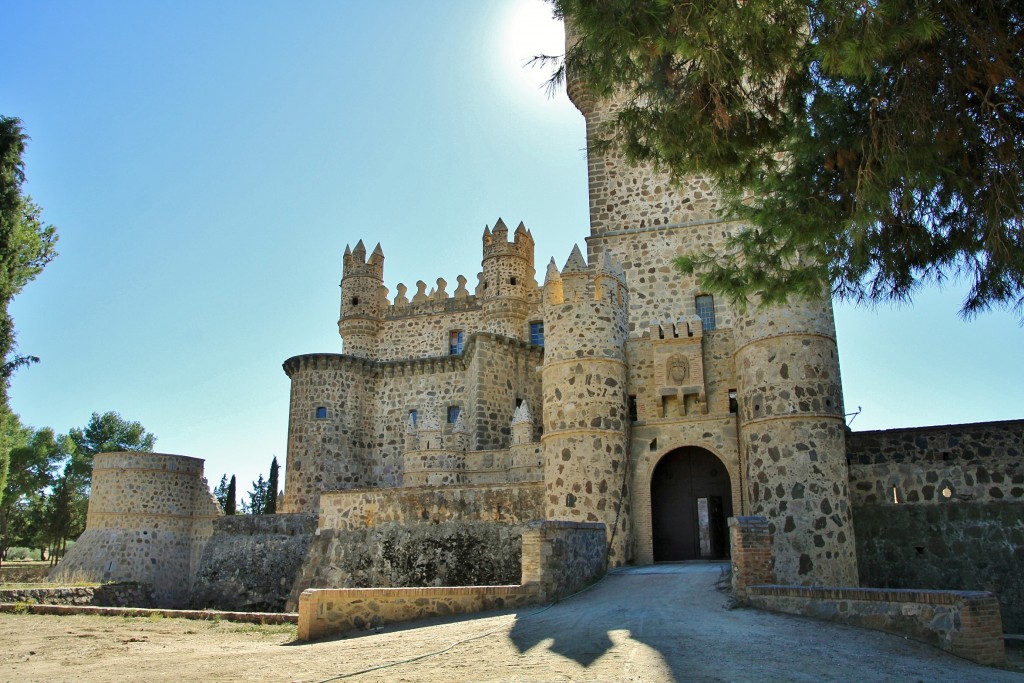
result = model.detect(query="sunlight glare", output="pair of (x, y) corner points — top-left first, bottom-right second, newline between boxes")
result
(501, 0), (565, 96)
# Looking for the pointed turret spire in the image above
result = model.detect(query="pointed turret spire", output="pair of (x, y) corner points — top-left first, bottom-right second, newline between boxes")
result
(492, 217), (508, 241)
(562, 244), (588, 273)
(369, 242), (385, 264)
(511, 401), (532, 425)
(545, 257), (561, 283)
(351, 239), (367, 262)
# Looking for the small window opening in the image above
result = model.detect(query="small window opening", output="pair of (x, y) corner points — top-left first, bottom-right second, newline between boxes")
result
(650, 438), (658, 451)
(892, 486), (900, 504)
(447, 405), (461, 423)
(449, 330), (464, 355)
(695, 295), (717, 331)
(409, 409), (418, 426)
(515, 397), (523, 408)
(315, 406), (327, 419)
(510, 276), (517, 286)
(728, 389), (738, 415)
(628, 395), (638, 422)
(351, 297), (359, 306)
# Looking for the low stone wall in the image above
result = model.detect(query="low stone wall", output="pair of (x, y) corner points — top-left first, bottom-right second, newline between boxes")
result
(318, 481), (544, 530)
(0, 582), (153, 608)
(288, 520), (524, 609)
(190, 513), (317, 612)
(297, 584), (539, 641)
(520, 520), (607, 602)
(0, 603), (296, 624)
(297, 519), (608, 641)
(854, 501), (1024, 633)
(746, 585), (1006, 667)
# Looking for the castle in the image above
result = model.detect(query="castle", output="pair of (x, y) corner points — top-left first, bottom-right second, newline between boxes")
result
(51, 23), (1022, 635)
(277, 69), (857, 587)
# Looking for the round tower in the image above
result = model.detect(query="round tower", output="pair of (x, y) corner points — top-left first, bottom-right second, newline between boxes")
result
(481, 218), (534, 339)
(338, 240), (385, 359)
(541, 246), (632, 564)
(734, 298), (859, 585)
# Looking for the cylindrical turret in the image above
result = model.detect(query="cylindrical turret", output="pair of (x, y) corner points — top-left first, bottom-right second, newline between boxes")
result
(338, 240), (386, 359)
(481, 218), (534, 339)
(734, 298), (859, 585)
(541, 246), (631, 564)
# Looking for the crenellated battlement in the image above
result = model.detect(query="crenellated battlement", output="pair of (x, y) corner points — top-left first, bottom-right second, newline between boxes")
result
(342, 240), (384, 280)
(482, 218), (534, 263)
(544, 245), (627, 307)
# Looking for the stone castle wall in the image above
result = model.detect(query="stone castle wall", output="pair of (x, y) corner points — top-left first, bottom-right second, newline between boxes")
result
(50, 452), (222, 608)
(190, 513), (317, 612)
(282, 334), (544, 514)
(846, 420), (1024, 631)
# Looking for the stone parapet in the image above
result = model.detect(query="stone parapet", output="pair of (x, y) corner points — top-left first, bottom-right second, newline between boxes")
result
(297, 584), (539, 641)
(746, 585), (1006, 667)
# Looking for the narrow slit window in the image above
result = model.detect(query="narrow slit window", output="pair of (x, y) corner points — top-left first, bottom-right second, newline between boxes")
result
(409, 409), (417, 426)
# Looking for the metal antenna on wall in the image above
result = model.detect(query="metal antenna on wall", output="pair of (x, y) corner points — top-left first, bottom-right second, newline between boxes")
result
(845, 406), (862, 426)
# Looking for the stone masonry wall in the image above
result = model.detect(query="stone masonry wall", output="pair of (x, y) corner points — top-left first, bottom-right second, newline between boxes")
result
(318, 482), (544, 531)
(746, 585), (1006, 667)
(847, 419), (1024, 632)
(190, 513), (317, 612)
(283, 335), (545, 515)
(0, 583), (154, 608)
(520, 520), (607, 603)
(847, 420), (1024, 505)
(49, 452), (222, 608)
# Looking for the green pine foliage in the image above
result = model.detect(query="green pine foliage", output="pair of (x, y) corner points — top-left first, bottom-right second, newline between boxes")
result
(548, 0), (1023, 318)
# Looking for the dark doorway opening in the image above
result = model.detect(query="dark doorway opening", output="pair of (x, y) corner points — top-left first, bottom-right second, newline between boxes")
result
(651, 447), (733, 561)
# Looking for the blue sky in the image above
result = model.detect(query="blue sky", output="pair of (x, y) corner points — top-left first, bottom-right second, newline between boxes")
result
(2, 1), (1020, 502)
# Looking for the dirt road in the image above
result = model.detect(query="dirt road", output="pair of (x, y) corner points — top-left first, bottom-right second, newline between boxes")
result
(2, 563), (1021, 682)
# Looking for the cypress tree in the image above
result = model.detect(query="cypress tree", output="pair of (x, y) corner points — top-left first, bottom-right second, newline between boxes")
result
(225, 475), (237, 515)
(266, 456), (279, 515)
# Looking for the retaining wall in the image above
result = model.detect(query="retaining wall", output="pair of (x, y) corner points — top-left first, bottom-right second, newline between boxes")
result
(190, 513), (317, 611)
(746, 585), (1006, 667)
(297, 519), (608, 641)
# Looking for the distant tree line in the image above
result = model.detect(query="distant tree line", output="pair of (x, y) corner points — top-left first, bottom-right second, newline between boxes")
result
(214, 455), (280, 516)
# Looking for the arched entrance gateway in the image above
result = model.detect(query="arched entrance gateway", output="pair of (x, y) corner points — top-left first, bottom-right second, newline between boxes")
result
(651, 447), (734, 561)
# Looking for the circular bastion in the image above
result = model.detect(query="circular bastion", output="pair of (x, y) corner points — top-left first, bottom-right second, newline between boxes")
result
(50, 452), (221, 607)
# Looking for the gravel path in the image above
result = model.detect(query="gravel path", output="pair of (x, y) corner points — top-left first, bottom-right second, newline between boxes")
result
(2, 563), (1022, 682)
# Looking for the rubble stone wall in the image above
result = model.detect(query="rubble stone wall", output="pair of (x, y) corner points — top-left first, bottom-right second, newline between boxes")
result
(847, 421), (1024, 631)
(190, 513), (317, 612)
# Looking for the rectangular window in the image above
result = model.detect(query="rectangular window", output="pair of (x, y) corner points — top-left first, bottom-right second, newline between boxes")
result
(447, 405), (461, 423)
(529, 321), (544, 346)
(409, 409), (418, 426)
(728, 389), (738, 415)
(628, 395), (638, 422)
(315, 406), (327, 419)
(449, 330), (464, 355)
(695, 295), (717, 331)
